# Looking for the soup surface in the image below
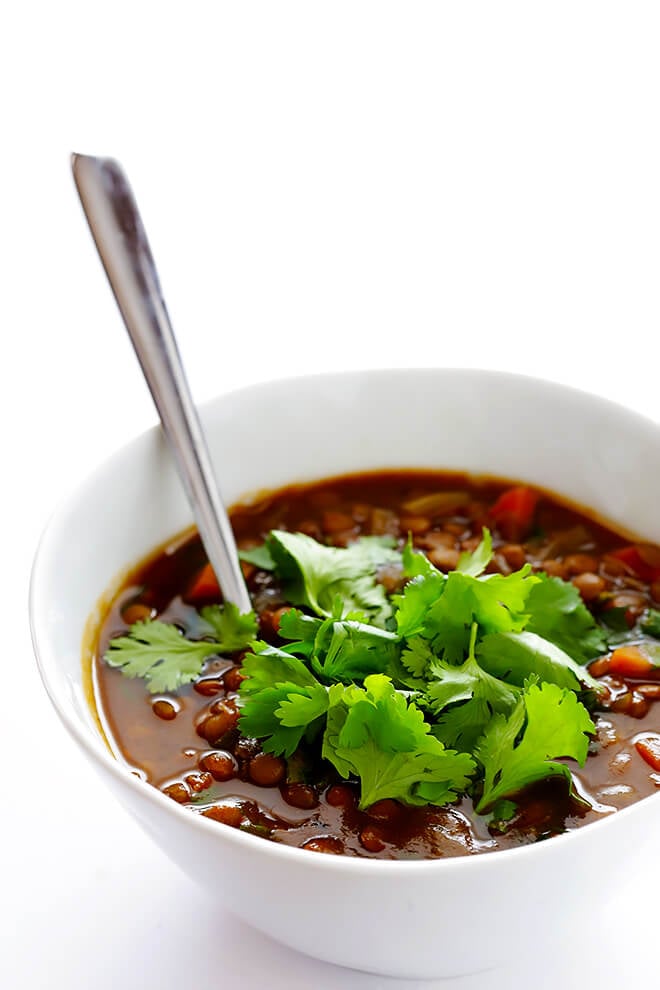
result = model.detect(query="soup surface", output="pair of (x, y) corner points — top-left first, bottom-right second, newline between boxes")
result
(92, 471), (660, 859)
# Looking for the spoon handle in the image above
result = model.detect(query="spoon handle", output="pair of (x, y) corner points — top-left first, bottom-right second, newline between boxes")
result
(71, 153), (252, 614)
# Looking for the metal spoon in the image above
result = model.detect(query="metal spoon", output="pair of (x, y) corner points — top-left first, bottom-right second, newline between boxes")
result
(71, 153), (251, 613)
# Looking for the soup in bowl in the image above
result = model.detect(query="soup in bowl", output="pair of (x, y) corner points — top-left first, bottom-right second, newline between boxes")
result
(29, 369), (660, 979)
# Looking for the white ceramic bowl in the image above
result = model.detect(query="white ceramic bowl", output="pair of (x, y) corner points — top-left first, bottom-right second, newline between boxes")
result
(30, 369), (660, 979)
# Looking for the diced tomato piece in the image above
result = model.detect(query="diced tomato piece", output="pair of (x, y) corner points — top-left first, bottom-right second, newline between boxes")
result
(609, 545), (660, 583)
(186, 563), (220, 603)
(635, 735), (660, 772)
(608, 645), (654, 679)
(489, 486), (539, 541)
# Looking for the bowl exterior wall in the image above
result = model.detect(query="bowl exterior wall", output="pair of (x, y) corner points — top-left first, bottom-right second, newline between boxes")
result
(89, 749), (658, 979)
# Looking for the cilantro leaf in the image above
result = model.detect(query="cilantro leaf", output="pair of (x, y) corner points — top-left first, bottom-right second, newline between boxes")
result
(431, 697), (497, 754)
(400, 636), (434, 678)
(385, 640), (430, 692)
(641, 609), (660, 639)
(456, 528), (493, 577)
(602, 607), (630, 634)
(278, 608), (323, 641)
(394, 572), (446, 639)
(276, 608), (324, 658)
(238, 544), (276, 570)
(426, 624), (519, 750)
(278, 608), (402, 683)
(105, 606), (255, 694)
(240, 683), (329, 757)
(267, 531), (401, 624)
(525, 574), (607, 664)
(402, 537), (439, 578)
(239, 642), (321, 694)
(197, 603), (258, 650)
(426, 655), (493, 710)
(424, 568), (538, 662)
(428, 659), (520, 752)
(604, 608), (660, 649)
(600, 606), (634, 646)
(475, 681), (595, 813)
(309, 619), (401, 682)
(400, 527), (492, 581)
(322, 674), (476, 809)
(486, 798), (518, 832)
(104, 624), (216, 694)
(238, 645), (329, 756)
(477, 630), (602, 693)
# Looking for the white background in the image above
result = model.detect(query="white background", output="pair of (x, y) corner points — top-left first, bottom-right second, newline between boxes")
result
(3, 3), (660, 987)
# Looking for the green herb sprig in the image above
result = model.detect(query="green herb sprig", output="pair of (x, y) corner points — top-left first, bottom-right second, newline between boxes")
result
(106, 528), (619, 812)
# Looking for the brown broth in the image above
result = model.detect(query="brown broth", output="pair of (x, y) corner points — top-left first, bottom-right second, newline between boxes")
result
(91, 471), (660, 859)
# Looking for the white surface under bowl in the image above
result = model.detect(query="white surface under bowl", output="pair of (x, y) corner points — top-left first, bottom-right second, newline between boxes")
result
(29, 369), (660, 979)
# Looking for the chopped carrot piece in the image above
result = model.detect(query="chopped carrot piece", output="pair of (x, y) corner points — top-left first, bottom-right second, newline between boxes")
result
(609, 546), (660, 583)
(609, 645), (654, 679)
(186, 563), (220, 603)
(489, 487), (539, 541)
(635, 735), (660, 772)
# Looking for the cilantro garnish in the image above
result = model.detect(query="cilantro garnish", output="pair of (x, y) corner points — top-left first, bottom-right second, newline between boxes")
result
(238, 544), (276, 571)
(641, 608), (660, 639)
(238, 645), (330, 757)
(196, 603), (259, 651)
(477, 630), (602, 693)
(600, 607), (660, 650)
(107, 523), (613, 814)
(322, 675), (476, 809)
(423, 566), (535, 662)
(486, 798), (518, 831)
(475, 680), (595, 813)
(395, 572), (446, 639)
(524, 574), (607, 663)
(308, 618), (401, 682)
(266, 530), (401, 624)
(456, 528), (494, 577)
(428, 624), (520, 750)
(271, 606), (402, 682)
(104, 603), (256, 693)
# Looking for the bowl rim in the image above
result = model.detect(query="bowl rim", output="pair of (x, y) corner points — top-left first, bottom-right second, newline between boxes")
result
(28, 366), (660, 875)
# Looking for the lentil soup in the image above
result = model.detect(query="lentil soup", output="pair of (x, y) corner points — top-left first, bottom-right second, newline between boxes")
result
(92, 471), (660, 859)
